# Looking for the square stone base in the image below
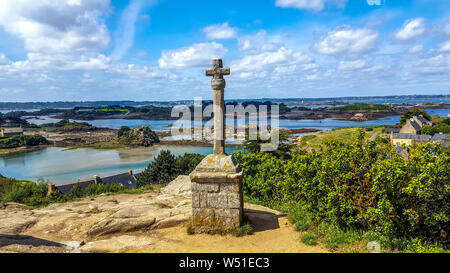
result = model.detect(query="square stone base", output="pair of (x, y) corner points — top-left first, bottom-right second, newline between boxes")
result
(189, 154), (244, 233)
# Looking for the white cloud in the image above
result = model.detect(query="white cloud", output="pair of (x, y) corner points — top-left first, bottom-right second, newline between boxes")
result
(314, 26), (378, 56)
(409, 44), (424, 54)
(231, 47), (314, 79)
(275, 0), (347, 11)
(438, 41), (450, 52)
(0, 0), (111, 53)
(445, 23), (450, 36)
(362, 65), (383, 73)
(0, 53), (11, 65)
(203, 23), (237, 40)
(306, 74), (319, 80)
(338, 59), (366, 71)
(411, 54), (450, 75)
(238, 30), (283, 53)
(275, 0), (325, 11)
(110, 0), (155, 61)
(158, 42), (228, 69)
(395, 18), (426, 41)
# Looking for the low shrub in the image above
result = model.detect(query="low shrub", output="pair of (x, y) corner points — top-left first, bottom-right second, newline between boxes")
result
(234, 128), (450, 251)
(230, 223), (254, 237)
(301, 233), (318, 246)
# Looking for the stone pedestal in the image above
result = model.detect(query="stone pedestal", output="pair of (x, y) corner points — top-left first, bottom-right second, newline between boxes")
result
(189, 154), (244, 233)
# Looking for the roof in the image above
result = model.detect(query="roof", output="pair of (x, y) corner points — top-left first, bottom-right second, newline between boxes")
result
(392, 133), (432, 141)
(408, 119), (422, 132)
(55, 172), (138, 195)
(386, 128), (400, 133)
(431, 133), (448, 142)
(413, 115), (432, 126)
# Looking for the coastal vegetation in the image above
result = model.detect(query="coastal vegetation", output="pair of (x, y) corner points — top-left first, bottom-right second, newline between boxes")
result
(330, 103), (391, 111)
(297, 127), (384, 151)
(0, 134), (48, 149)
(40, 119), (93, 131)
(233, 129), (449, 252)
(136, 151), (205, 186)
(421, 116), (450, 135)
(0, 175), (155, 208)
(117, 125), (160, 146)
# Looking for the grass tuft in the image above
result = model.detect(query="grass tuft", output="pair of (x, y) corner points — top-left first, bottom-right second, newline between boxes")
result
(301, 233), (318, 246)
(230, 223), (254, 237)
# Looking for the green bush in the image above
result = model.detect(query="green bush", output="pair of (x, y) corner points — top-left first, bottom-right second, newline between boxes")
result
(117, 126), (131, 138)
(234, 129), (450, 250)
(421, 123), (450, 135)
(301, 233), (318, 246)
(320, 223), (361, 251)
(137, 151), (205, 187)
(67, 183), (83, 199)
(84, 183), (126, 196)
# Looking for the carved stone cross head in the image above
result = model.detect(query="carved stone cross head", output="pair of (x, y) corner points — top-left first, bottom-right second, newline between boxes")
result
(206, 59), (230, 80)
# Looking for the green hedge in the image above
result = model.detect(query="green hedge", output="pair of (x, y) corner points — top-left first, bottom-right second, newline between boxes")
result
(234, 129), (449, 249)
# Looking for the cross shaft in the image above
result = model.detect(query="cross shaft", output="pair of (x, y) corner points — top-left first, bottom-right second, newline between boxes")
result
(206, 59), (230, 155)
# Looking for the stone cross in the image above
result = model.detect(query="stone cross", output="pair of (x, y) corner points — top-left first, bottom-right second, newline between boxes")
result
(206, 59), (230, 155)
(189, 58), (243, 234)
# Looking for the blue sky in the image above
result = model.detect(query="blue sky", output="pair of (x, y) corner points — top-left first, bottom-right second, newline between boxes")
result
(0, 0), (449, 102)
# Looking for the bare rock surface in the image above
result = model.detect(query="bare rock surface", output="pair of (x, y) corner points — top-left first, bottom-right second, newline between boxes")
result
(0, 176), (329, 253)
(160, 175), (192, 196)
(87, 197), (191, 236)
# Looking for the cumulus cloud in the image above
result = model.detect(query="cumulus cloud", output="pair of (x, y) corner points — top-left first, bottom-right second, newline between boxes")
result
(395, 18), (426, 41)
(413, 53), (450, 75)
(438, 41), (450, 52)
(314, 26), (378, 56)
(231, 47), (314, 79)
(238, 30), (283, 54)
(409, 44), (424, 54)
(0, 53), (11, 65)
(275, 0), (325, 11)
(338, 59), (366, 71)
(0, 0), (111, 53)
(158, 42), (228, 69)
(275, 0), (346, 12)
(362, 65), (383, 73)
(110, 0), (155, 61)
(202, 23), (237, 40)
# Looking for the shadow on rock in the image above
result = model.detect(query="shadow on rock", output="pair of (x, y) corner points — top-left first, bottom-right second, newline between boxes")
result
(0, 234), (64, 248)
(244, 208), (286, 232)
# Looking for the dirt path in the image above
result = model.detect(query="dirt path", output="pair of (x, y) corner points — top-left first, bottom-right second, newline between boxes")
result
(81, 203), (328, 253)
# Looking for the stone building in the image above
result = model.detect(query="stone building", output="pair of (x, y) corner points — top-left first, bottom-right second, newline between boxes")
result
(399, 115), (432, 135)
(391, 133), (431, 146)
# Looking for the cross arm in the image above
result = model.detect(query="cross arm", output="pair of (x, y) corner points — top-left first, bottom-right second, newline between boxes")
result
(205, 67), (231, 77)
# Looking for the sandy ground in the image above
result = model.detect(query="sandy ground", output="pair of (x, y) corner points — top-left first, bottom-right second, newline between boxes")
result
(131, 218), (327, 253)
